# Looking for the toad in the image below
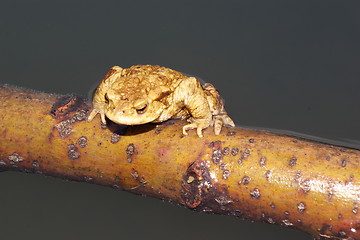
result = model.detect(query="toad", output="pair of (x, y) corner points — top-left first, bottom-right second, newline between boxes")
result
(88, 65), (234, 137)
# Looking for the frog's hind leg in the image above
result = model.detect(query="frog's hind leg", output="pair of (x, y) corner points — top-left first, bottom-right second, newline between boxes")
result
(203, 83), (235, 135)
(174, 77), (213, 137)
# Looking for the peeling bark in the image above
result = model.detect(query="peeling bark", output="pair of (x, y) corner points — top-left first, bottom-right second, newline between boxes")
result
(0, 84), (359, 240)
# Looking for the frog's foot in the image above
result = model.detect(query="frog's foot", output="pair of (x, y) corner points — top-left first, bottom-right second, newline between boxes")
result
(88, 107), (106, 124)
(182, 118), (211, 138)
(213, 114), (235, 135)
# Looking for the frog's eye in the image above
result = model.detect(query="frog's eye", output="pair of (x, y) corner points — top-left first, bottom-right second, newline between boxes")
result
(135, 104), (148, 114)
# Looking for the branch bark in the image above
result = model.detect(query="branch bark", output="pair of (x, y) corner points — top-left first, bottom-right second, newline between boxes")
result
(0, 84), (359, 240)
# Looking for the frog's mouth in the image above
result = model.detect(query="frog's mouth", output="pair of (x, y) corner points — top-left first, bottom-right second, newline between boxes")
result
(105, 103), (164, 125)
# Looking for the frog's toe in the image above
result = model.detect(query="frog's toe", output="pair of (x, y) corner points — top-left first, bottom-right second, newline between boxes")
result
(182, 127), (189, 136)
(212, 115), (235, 135)
(87, 108), (107, 125)
(183, 122), (207, 138)
(87, 109), (99, 121)
(100, 113), (107, 124)
(196, 127), (204, 138)
(182, 123), (197, 136)
(214, 119), (222, 135)
(223, 115), (235, 127)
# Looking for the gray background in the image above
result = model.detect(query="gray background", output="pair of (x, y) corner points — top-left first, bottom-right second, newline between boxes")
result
(1, 1), (359, 239)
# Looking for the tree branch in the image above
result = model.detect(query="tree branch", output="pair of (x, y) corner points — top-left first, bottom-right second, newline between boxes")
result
(0, 84), (359, 240)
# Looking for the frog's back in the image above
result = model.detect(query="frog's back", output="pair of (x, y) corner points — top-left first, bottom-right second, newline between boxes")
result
(121, 65), (186, 90)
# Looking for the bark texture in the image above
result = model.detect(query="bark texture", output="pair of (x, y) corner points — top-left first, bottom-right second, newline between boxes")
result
(0, 84), (359, 240)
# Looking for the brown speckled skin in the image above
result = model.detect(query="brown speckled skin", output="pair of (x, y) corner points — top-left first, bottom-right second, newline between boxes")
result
(1, 85), (360, 240)
(88, 65), (235, 137)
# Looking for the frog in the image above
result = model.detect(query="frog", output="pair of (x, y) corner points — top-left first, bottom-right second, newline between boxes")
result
(87, 65), (235, 137)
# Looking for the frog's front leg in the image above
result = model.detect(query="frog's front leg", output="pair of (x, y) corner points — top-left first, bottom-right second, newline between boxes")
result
(174, 77), (213, 137)
(88, 66), (123, 124)
(88, 100), (107, 124)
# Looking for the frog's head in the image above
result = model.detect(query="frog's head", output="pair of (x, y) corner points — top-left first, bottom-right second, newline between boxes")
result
(104, 85), (172, 125)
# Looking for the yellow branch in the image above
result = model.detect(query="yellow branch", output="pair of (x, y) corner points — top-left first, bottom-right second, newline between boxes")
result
(0, 84), (359, 240)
